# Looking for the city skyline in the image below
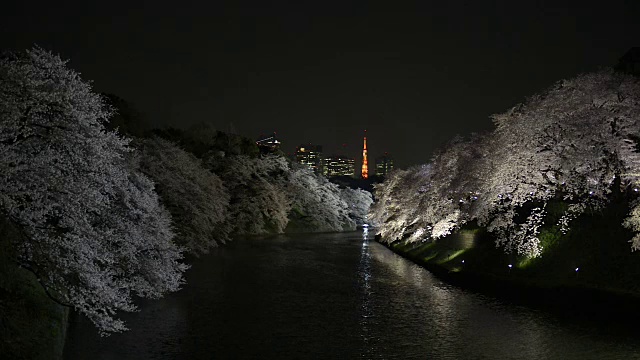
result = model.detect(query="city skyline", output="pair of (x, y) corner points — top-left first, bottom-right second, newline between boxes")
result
(284, 129), (385, 174)
(292, 131), (393, 178)
(3, 2), (637, 168)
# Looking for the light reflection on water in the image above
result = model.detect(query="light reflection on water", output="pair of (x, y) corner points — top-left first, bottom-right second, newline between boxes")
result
(358, 233), (374, 357)
(65, 232), (640, 359)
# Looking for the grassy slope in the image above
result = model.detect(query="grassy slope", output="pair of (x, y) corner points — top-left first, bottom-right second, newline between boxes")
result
(0, 219), (69, 360)
(382, 200), (640, 316)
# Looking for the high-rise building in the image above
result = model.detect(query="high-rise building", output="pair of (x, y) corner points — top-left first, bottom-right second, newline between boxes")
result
(375, 153), (394, 177)
(295, 144), (323, 174)
(361, 131), (368, 179)
(324, 156), (355, 177)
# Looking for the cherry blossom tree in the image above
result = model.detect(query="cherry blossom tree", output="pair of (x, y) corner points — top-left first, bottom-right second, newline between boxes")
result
(218, 154), (291, 234)
(340, 187), (374, 226)
(0, 47), (186, 334)
(373, 69), (640, 258)
(371, 135), (489, 243)
(482, 70), (640, 256)
(369, 167), (424, 241)
(286, 165), (355, 232)
(135, 137), (230, 255)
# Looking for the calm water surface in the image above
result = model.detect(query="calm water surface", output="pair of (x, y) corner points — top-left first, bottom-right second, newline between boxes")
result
(64, 231), (640, 359)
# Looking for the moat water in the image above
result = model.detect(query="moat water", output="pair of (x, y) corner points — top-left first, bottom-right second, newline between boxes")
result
(64, 231), (640, 359)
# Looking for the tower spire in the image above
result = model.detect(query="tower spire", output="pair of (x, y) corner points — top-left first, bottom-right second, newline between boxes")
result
(361, 130), (369, 179)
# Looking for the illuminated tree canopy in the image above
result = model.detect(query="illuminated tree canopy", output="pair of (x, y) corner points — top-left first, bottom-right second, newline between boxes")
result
(0, 47), (187, 333)
(136, 137), (230, 255)
(372, 70), (640, 257)
(0, 47), (373, 335)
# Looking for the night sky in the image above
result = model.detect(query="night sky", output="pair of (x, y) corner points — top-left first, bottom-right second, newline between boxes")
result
(1, 1), (639, 168)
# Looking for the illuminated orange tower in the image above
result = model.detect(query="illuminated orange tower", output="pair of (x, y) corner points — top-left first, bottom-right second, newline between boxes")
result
(361, 130), (369, 179)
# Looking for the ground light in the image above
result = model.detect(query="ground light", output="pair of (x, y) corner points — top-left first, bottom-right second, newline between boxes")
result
(438, 249), (467, 265)
(508, 264), (513, 274)
(449, 259), (466, 273)
(517, 256), (535, 269)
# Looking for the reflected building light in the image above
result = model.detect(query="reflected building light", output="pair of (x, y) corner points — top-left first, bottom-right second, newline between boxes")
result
(358, 230), (373, 337)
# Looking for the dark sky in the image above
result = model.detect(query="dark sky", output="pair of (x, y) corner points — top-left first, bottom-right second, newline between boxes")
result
(1, 1), (639, 168)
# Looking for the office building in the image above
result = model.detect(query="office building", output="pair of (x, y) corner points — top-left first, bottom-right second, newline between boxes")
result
(375, 153), (394, 177)
(324, 156), (355, 177)
(295, 144), (323, 174)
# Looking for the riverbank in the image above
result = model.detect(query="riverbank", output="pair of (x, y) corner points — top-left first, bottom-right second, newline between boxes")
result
(377, 212), (640, 321)
(0, 264), (69, 360)
(0, 219), (69, 360)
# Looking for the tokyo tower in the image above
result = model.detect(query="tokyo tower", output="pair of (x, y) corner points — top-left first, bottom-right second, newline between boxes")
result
(361, 130), (368, 179)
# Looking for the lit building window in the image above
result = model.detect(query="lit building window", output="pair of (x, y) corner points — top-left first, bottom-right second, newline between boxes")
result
(375, 153), (394, 177)
(324, 155), (355, 177)
(295, 144), (324, 174)
(256, 132), (281, 152)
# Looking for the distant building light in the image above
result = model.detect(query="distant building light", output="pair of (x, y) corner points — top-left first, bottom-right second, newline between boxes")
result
(375, 153), (394, 177)
(325, 155), (356, 177)
(295, 144), (324, 175)
(256, 132), (281, 151)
